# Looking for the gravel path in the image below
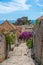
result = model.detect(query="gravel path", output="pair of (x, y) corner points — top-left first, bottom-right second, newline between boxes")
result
(0, 43), (35, 65)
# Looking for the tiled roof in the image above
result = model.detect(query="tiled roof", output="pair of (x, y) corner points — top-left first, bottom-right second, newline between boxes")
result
(36, 16), (43, 20)
(2, 20), (16, 31)
(0, 25), (8, 32)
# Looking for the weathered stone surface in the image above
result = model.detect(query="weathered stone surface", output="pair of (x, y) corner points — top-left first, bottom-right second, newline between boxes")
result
(33, 19), (43, 65)
(0, 43), (35, 65)
(0, 34), (6, 62)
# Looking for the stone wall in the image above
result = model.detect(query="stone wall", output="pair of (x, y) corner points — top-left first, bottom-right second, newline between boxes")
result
(18, 25), (34, 32)
(41, 36), (43, 65)
(0, 34), (6, 62)
(33, 20), (43, 65)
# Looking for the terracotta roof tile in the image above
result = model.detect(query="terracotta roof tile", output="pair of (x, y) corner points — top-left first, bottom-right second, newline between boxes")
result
(0, 25), (8, 32)
(2, 20), (16, 31)
(36, 16), (43, 20)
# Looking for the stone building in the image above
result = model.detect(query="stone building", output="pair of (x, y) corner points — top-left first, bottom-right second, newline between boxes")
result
(33, 16), (43, 65)
(0, 34), (6, 62)
(21, 25), (34, 32)
(17, 24), (34, 33)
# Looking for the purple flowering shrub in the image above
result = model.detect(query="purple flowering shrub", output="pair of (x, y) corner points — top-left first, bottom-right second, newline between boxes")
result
(19, 31), (33, 41)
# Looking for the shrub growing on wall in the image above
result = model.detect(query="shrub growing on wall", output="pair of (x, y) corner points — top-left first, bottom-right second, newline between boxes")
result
(26, 38), (33, 48)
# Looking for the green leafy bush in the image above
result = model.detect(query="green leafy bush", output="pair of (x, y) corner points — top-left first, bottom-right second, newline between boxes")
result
(5, 34), (13, 44)
(36, 20), (41, 25)
(26, 38), (33, 48)
(5, 33), (16, 50)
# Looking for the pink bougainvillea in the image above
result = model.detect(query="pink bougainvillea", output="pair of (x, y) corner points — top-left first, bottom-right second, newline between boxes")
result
(19, 31), (33, 41)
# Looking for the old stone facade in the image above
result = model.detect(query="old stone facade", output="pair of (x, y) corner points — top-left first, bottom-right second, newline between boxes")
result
(18, 24), (34, 32)
(33, 18), (43, 65)
(0, 34), (6, 62)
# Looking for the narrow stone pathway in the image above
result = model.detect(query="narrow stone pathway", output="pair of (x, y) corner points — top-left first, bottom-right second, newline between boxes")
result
(0, 43), (35, 65)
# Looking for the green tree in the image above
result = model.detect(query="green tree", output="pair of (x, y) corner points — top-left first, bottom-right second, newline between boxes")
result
(5, 34), (14, 59)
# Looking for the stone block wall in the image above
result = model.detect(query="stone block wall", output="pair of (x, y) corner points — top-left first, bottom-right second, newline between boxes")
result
(0, 34), (6, 62)
(33, 20), (43, 65)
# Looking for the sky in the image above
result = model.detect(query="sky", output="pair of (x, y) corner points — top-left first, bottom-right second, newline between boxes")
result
(0, 0), (43, 20)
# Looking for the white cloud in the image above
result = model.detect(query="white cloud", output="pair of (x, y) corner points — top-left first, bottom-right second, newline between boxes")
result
(0, 0), (32, 14)
(40, 12), (43, 14)
(36, 0), (39, 2)
(37, 3), (43, 7)
(36, 0), (43, 7)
